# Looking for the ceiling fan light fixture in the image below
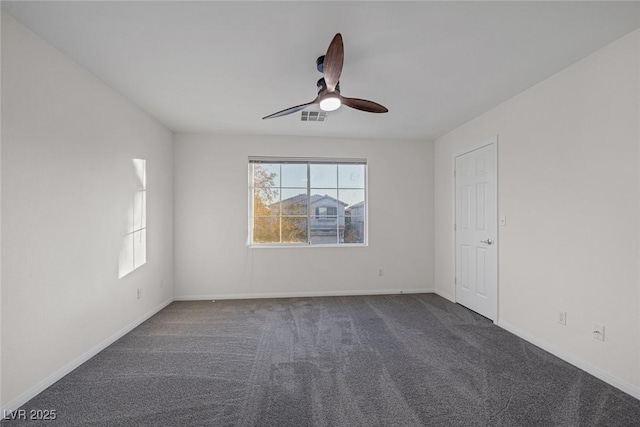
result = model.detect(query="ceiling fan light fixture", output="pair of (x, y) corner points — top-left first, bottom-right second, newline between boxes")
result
(319, 95), (341, 112)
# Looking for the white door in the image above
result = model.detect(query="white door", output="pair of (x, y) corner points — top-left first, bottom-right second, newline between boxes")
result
(455, 143), (497, 321)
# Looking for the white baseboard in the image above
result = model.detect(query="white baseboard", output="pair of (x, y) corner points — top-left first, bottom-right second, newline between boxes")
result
(174, 288), (433, 301)
(434, 289), (454, 302)
(497, 319), (640, 401)
(1, 298), (174, 414)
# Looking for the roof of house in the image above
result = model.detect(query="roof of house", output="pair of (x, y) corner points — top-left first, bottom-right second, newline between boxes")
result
(346, 201), (365, 212)
(275, 194), (349, 207)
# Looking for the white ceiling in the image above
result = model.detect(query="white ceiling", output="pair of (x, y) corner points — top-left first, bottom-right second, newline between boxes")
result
(3, 1), (639, 140)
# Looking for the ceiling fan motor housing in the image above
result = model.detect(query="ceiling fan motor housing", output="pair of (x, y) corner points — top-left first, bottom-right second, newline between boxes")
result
(317, 78), (340, 94)
(316, 55), (325, 73)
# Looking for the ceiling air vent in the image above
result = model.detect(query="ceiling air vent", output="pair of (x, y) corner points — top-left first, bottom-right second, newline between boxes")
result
(301, 111), (327, 122)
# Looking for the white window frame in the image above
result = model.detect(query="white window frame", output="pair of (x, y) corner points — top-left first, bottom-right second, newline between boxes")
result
(248, 157), (368, 247)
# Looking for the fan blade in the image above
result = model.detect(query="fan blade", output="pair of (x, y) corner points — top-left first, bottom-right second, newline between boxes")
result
(262, 99), (318, 119)
(323, 33), (344, 92)
(341, 97), (388, 113)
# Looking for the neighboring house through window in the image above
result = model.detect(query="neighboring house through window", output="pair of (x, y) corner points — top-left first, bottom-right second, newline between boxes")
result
(249, 158), (366, 245)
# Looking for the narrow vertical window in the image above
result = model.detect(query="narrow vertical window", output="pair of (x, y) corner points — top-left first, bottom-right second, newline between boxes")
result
(119, 159), (147, 277)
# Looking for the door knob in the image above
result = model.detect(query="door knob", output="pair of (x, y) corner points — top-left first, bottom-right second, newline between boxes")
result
(481, 239), (493, 245)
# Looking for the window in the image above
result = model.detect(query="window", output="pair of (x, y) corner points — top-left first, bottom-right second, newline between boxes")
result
(249, 158), (366, 246)
(316, 207), (337, 217)
(119, 158), (147, 278)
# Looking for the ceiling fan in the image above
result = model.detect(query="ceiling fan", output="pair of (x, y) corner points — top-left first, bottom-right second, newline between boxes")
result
(262, 33), (388, 119)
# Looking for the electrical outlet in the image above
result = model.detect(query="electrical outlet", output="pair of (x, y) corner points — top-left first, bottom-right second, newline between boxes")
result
(137, 288), (142, 300)
(557, 311), (567, 326)
(593, 323), (605, 342)
(378, 268), (383, 276)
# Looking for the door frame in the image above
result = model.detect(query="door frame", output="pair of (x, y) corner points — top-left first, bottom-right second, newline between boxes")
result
(452, 136), (499, 323)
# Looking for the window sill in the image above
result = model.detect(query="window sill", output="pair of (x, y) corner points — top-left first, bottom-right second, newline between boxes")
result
(249, 243), (367, 249)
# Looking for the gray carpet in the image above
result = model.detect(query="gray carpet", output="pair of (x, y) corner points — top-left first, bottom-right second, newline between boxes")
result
(2, 294), (640, 426)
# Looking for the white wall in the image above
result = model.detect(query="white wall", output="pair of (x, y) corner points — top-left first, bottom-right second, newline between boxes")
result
(435, 30), (640, 393)
(174, 133), (433, 299)
(1, 13), (174, 408)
